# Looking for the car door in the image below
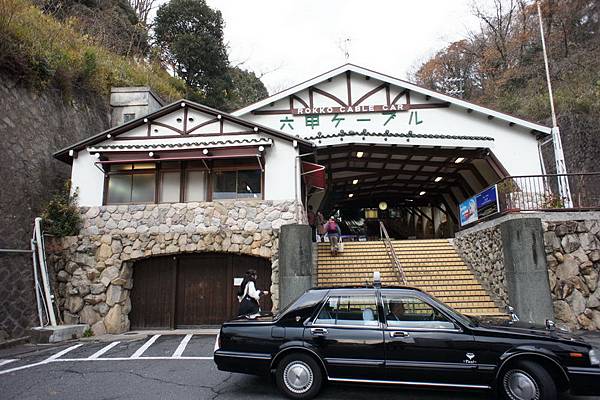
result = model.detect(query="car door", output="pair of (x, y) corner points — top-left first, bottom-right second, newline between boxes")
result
(304, 290), (385, 380)
(381, 291), (482, 386)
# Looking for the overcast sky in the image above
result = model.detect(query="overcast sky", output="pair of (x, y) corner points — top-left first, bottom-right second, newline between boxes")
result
(205, 0), (482, 94)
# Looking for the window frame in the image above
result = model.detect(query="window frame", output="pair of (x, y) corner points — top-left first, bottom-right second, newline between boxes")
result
(311, 294), (382, 329)
(381, 294), (461, 332)
(103, 160), (264, 205)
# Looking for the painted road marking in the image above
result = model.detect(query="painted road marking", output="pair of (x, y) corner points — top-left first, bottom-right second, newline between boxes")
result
(56, 356), (213, 361)
(172, 334), (193, 358)
(131, 334), (161, 359)
(0, 343), (83, 376)
(0, 360), (16, 367)
(88, 341), (121, 359)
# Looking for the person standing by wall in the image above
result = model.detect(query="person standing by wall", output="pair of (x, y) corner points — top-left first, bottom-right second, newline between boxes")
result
(324, 217), (342, 255)
(237, 269), (268, 316)
(307, 205), (316, 242)
(316, 210), (326, 242)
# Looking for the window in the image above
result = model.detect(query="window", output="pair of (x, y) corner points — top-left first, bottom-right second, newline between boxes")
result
(160, 171), (181, 203)
(315, 295), (379, 326)
(213, 170), (261, 200)
(383, 295), (455, 330)
(185, 170), (206, 201)
(106, 164), (156, 204)
(123, 113), (136, 123)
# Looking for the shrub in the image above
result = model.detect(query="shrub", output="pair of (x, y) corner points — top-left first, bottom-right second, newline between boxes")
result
(42, 181), (82, 237)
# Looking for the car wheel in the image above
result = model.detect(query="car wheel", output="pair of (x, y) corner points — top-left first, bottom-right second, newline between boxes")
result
(276, 353), (323, 399)
(500, 360), (557, 400)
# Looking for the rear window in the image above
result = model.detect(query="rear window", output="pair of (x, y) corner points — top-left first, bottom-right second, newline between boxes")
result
(276, 290), (328, 325)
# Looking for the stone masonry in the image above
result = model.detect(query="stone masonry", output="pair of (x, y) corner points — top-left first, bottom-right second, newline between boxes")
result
(453, 227), (508, 309)
(544, 219), (600, 330)
(0, 77), (109, 339)
(48, 200), (306, 335)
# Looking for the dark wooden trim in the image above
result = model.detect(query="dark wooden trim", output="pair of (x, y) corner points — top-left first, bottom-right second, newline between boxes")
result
(111, 130), (257, 141)
(219, 118), (224, 134)
(352, 83), (386, 107)
(346, 71), (352, 106)
(152, 121), (183, 135)
(170, 257), (177, 329)
(252, 109), (293, 115)
(183, 107), (188, 134)
(102, 173), (109, 206)
(311, 87), (347, 107)
(385, 84), (390, 106)
(187, 117), (219, 134)
(406, 90), (411, 105)
(405, 102), (450, 110)
(146, 123), (151, 137)
(309, 87), (314, 109)
(292, 95), (308, 109)
(391, 89), (408, 105)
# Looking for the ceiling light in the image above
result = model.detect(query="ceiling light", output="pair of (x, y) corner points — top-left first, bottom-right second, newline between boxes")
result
(434, 176), (443, 182)
(419, 191), (426, 196)
(356, 151), (364, 158)
(352, 179), (358, 185)
(455, 157), (465, 164)
(348, 193), (354, 198)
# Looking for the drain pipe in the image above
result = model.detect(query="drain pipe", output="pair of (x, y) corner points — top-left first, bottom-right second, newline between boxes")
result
(34, 217), (57, 327)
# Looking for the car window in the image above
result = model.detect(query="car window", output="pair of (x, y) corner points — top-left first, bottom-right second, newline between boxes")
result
(383, 295), (455, 330)
(315, 295), (379, 327)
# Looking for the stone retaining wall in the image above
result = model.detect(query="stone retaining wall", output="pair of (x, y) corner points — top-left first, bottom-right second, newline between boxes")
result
(454, 226), (508, 309)
(544, 219), (600, 330)
(48, 200), (306, 335)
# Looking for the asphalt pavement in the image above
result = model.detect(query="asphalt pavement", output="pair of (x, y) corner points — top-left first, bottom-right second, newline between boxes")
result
(0, 334), (596, 400)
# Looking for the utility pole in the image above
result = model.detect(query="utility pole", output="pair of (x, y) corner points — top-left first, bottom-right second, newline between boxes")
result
(536, 0), (573, 207)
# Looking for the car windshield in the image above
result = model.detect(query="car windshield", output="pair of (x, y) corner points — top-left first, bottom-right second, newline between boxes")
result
(427, 294), (477, 327)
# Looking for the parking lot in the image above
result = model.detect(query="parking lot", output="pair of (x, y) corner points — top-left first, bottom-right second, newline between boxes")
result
(0, 334), (595, 400)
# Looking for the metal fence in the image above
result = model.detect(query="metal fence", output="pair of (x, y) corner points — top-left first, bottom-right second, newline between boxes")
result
(496, 173), (600, 212)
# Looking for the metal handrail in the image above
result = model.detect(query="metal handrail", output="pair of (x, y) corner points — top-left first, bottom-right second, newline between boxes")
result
(379, 221), (407, 285)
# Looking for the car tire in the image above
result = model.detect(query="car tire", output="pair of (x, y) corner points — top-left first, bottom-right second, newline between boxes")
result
(276, 353), (323, 399)
(500, 360), (557, 400)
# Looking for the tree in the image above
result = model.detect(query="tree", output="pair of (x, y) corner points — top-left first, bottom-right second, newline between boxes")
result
(226, 67), (269, 110)
(154, 0), (231, 109)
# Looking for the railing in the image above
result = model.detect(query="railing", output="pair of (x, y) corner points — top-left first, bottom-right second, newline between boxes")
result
(496, 173), (600, 212)
(379, 221), (407, 285)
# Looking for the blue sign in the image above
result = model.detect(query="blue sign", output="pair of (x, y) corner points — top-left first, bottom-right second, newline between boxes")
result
(459, 185), (499, 226)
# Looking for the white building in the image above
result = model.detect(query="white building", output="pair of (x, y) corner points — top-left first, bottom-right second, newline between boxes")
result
(52, 64), (551, 332)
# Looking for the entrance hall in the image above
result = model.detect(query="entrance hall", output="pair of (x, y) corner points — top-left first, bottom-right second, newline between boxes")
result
(310, 143), (507, 239)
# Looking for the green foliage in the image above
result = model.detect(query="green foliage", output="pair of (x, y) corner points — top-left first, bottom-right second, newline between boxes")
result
(155, 0), (230, 109)
(82, 327), (94, 337)
(42, 181), (82, 237)
(0, 0), (185, 100)
(226, 67), (269, 111)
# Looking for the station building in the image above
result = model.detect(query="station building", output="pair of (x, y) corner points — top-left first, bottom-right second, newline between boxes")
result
(51, 64), (597, 334)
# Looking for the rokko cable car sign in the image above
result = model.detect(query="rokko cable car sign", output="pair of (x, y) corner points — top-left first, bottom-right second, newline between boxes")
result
(293, 104), (408, 115)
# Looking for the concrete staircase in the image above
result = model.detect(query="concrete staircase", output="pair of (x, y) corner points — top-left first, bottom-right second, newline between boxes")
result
(316, 239), (505, 317)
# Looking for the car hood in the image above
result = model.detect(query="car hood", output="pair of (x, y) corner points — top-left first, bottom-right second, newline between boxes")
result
(473, 318), (587, 344)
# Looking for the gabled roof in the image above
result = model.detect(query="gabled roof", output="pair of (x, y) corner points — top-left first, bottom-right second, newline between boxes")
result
(54, 99), (313, 163)
(233, 63), (551, 136)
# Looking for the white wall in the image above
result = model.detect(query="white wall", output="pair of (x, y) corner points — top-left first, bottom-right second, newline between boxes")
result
(264, 138), (298, 201)
(71, 151), (105, 206)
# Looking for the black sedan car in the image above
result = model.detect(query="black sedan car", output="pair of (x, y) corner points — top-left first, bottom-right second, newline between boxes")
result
(214, 285), (600, 399)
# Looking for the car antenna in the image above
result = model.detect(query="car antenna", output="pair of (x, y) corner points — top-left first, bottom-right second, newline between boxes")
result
(373, 271), (381, 289)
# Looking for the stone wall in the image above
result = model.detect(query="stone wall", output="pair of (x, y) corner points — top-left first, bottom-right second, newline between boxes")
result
(0, 77), (109, 339)
(543, 219), (600, 330)
(454, 226), (508, 309)
(48, 200), (306, 335)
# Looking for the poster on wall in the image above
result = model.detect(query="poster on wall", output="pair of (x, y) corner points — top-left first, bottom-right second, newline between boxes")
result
(459, 185), (499, 226)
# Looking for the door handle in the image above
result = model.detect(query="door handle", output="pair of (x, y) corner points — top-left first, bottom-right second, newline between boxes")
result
(311, 327), (328, 336)
(389, 331), (409, 338)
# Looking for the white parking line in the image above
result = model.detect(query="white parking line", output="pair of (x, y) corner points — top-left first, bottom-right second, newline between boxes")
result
(0, 343), (83, 376)
(0, 360), (16, 367)
(172, 334), (193, 358)
(131, 334), (161, 359)
(55, 356), (213, 361)
(88, 341), (121, 359)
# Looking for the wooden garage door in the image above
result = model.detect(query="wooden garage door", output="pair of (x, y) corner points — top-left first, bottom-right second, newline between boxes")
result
(130, 253), (271, 329)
